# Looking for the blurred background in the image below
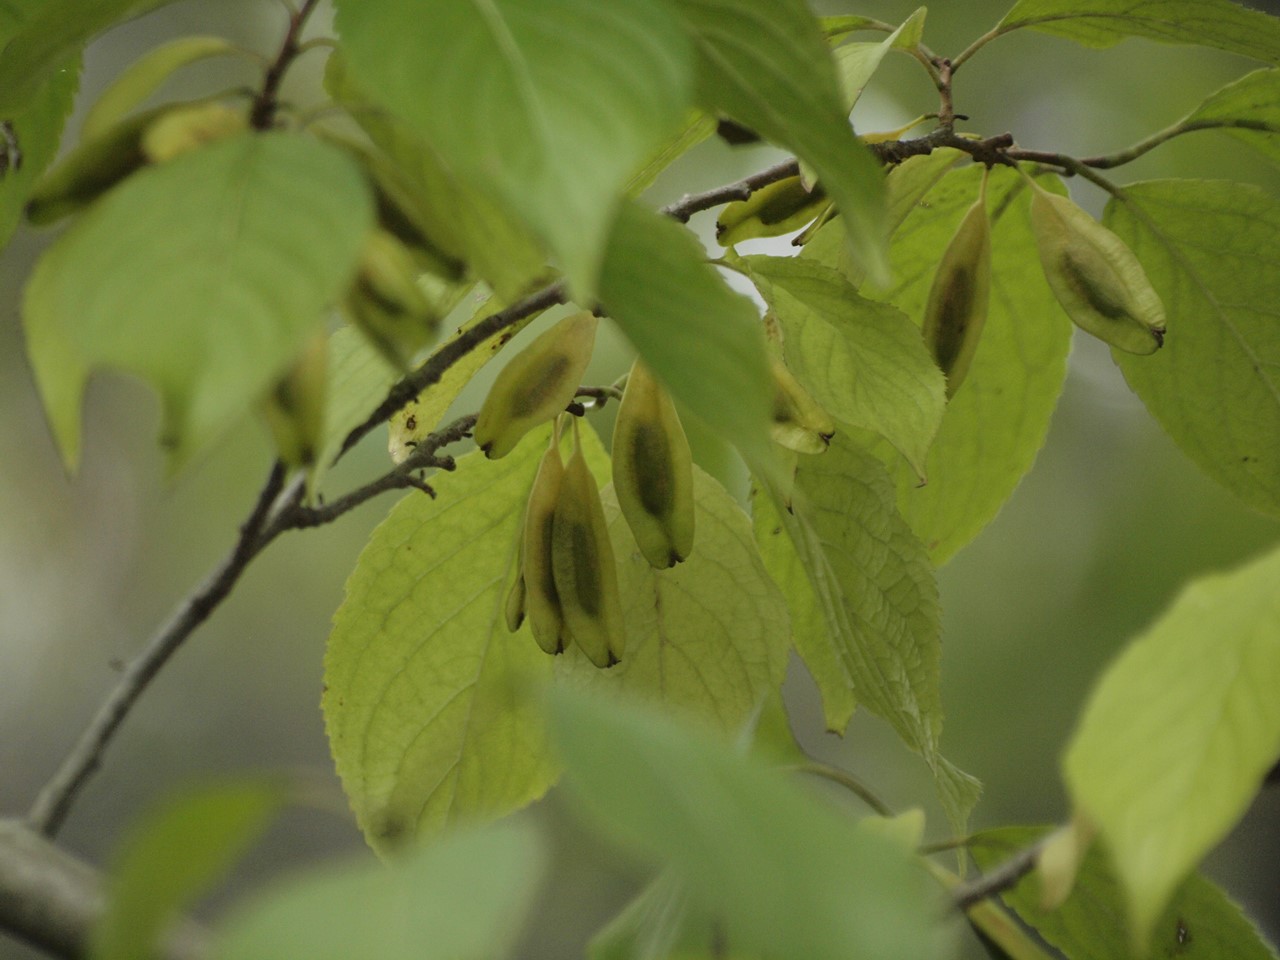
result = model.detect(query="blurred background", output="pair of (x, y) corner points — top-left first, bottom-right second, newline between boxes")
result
(1, 1), (1277, 957)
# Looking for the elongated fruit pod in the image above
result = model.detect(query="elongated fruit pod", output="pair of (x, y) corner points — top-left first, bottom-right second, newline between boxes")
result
(261, 332), (327, 468)
(1028, 180), (1166, 354)
(474, 312), (598, 460)
(922, 176), (991, 398)
(552, 421), (626, 668)
(716, 176), (828, 246)
(769, 354), (835, 454)
(343, 228), (440, 369)
(504, 544), (527, 633)
(612, 359), (695, 568)
(522, 427), (570, 656)
(140, 101), (247, 163)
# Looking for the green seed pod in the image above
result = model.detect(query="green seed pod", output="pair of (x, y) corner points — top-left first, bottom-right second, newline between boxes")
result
(140, 101), (247, 163)
(612, 359), (695, 568)
(768, 354), (835, 454)
(343, 228), (441, 369)
(1029, 181), (1166, 355)
(260, 332), (328, 469)
(552, 421), (625, 669)
(716, 176), (829, 246)
(474, 312), (598, 459)
(522, 427), (570, 656)
(922, 176), (991, 398)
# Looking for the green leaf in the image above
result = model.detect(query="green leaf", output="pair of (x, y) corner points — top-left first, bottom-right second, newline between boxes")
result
(675, 0), (889, 282)
(23, 132), (372, 472)
(1062, 542), (1280, 944)
(81, 35), (240, 142)
(753, 489), (856, 729)
(971, 827), (1280, 960)
(1106, 180), (1280, 517)
(322, 53), (548, 302)
(324, 424), (611, 853)
(599, 201), (773, 469)
(994, 0), (1280, 63)
(764, 434), (981, 833)
(0, 57), (77, 249)
(91, 779), (283, 960)
(1178, 68), (1280, 168)
(556, 466), (790, 734)
(212, 821), (544, 960)
(0, 0), (179, 113)
(333, 0), (692, 296)
(551, 689), (943, 960)
(854, 164), (1071, 563)
(831, 9), (927, 111)
(739, 254), (946, 478)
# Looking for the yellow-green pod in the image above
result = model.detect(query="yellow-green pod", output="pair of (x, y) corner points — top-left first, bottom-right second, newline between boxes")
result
(768, 354), (835, 455)
(611, 359), (695, 568)
(552, 421), (625, 669)
(343, 228), (441, 369)
(140, 101), (247, 163)
(522, 427), (570, 656)
(474, 312), (598, 459)
(921, 175), (991, 398)
(716, 176), (828, 246)
(261, 332), (328, 468)
(1028, 180), (1166, 355)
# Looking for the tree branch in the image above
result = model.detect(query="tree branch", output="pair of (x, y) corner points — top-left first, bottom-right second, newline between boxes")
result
(248, 0), (321, 130)
(950, 840), (1044, 911)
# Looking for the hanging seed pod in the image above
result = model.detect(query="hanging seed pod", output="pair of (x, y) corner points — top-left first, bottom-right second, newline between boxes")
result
(1028, 179), (1166, 355)
(612, 359), (695, 568)
(552, 420), (626, 669)
(343, 228), (441, 369)
(768, 354), (835, 454)
(521, 423), (570, 656)
(474, 311), (597, 459)
(921, 172), (992, 398)
(140, 101), (247, 162)
(260, 332), (328, 469)
(716, 176), (829, 246)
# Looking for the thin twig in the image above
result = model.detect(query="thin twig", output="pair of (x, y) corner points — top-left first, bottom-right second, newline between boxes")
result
(26, 464), (289, 838)
(249, 0), (321, 130)
(661, 158), (801, 223)
(787, 762), (894, 818)
(951, 840), (1044, 911)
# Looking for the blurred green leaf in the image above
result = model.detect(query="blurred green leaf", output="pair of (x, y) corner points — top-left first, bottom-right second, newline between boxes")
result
(740, 254), (946, 478)
(764, 434), (981, 834)
(675, 0), (888, 282)
(556, 466), (790, 734)
(0, 57), (77, 249)
(92, 780), (283, 960)
(333, 0), (692, 296)
(995, 0), (1280, 62)
(324, 425), (606, 853)
(854, 164), (1071, 564)
(81, 35), (239, 141)
(1107, 180), (1280, 518)
(1178, 68), (1280, 168)
(971, 827), (1280, 960)
(551, 689), (943, 960)
(599, 201), (773, 470)
(213, 821), (544, 960)
(831, 8), (927, 110)
(23, 132), (372, 471)
(1063, 542), (1280, 943)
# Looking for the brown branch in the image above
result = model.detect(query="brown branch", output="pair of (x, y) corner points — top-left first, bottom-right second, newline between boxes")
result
(248, 0), (321, 130)
(951, 841), (1044, 911)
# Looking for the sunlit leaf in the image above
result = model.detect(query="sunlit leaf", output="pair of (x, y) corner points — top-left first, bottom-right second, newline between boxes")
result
(551, 689), (943, 960)
(831, 8), (927, 110)
(1107, 179), (1280, 517)
(1177, 68), (1280, 168)
(995, 0), (1280, 62)
(1063, 542), (1280, 943)
(212, 822), (544, 960)
(334, 0), (692, 296)
(971, 826), (1280, 959)
(23, 132), (372, 471)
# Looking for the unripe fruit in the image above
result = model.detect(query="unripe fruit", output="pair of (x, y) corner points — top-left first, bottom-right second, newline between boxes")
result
(1028, 179), (1166, 355)
(552, 420), (626, 669)
(140, 102), (247, 163)
(768, 354), (835, 454)
(474, 312), (597, 459)
(716, 176), (828, 246)
(343, 228), (440, 368)
(261, 332), (328, 468)
(522, 427), (570, 656)
(611, 359), (695, 568)
(922, 175), (991, 398)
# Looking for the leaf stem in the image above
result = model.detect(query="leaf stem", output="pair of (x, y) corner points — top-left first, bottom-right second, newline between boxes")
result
(950, 24), (1010, 72)
(787, 761), (894, 818)
(249, 0), (321, 130)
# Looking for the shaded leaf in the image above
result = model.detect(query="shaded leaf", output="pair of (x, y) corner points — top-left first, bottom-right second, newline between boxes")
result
(740, 254), (946, 478)
(0, 57), (77, 249)
(334, 0), (692, 295)
(92, 780), (283, 960)
(557, 466), (790, 735)
(1107, 179), (1280, 517)
(675, 0), (888, 281)
(971, 826), (1279, 960)
(552, 689), (944, 960)
(1062, 542), (1280, 943)
(995, 0), (1280, 62)
(599, 201), (773, 469)
(23, 132), (372, 471)
(212, 822), (544, 960)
